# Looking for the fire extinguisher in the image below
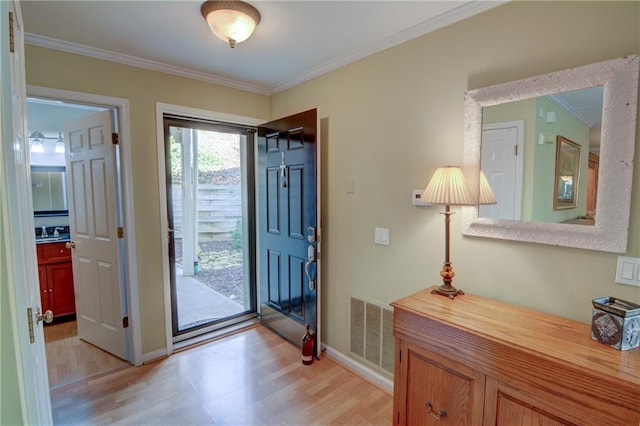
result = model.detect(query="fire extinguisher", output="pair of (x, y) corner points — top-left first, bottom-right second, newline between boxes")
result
(301, 324), (314, 365)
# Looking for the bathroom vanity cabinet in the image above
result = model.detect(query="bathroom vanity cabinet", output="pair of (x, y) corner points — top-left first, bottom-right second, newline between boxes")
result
(37, 241), (75, 318)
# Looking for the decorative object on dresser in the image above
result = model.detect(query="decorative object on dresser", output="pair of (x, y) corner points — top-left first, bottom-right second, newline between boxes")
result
(421, 166), (495, 299)
(591, 296), (640, 351)
(391, 288), (640, 425)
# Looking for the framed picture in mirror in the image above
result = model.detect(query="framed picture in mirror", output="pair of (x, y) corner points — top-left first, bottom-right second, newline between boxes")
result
(554, 136), (581, 210)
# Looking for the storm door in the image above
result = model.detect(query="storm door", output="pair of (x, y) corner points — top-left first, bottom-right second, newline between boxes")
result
(163, 116), (256, 339)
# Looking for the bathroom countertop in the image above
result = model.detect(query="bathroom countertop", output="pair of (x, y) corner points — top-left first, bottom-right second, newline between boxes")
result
(35, 233), (71, 244)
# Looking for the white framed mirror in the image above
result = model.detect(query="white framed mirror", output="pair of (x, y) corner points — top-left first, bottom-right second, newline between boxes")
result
(462, 55), (639, 253)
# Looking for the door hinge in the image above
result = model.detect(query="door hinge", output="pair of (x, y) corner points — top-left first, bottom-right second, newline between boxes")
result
(514, 144), (518, 156)
(122, 316), (129, 328)
(117, 227), (124, 238)
(399, 349), (402, 363)
(27, 307), (35, 343)
(9, 12), (15, 53)
(112, 133), (119, 145)
(396, 411), (400, 424)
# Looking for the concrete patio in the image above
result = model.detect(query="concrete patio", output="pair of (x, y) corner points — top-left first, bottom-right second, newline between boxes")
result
(175, 268), (244, 330)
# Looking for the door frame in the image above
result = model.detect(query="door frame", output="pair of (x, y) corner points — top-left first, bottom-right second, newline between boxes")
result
(155, 102), (263, 355)
(28, 85), (142, 366)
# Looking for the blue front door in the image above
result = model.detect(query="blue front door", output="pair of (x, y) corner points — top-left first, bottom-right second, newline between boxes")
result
(258, 109), (318, 355)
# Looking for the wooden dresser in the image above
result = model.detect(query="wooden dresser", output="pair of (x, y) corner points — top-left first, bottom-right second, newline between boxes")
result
(391, 287), (640, 425)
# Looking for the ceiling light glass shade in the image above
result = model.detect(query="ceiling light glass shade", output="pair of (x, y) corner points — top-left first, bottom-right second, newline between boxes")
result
(479, 170), (497, 205)
(201, 1), (261, 48)
(422, 166), (474, 206)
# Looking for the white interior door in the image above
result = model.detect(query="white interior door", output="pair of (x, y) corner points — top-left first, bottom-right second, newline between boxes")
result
(1, 1), (52, 423)
(64, 110), (128, 360)
(480, 121), (524, 220)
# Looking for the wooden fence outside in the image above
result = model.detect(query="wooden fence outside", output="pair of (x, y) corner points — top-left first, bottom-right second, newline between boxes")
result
(171, 184), (242, 242)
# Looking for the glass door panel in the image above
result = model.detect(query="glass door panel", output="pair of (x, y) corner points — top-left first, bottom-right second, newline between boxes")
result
(165, 118), (255, 338)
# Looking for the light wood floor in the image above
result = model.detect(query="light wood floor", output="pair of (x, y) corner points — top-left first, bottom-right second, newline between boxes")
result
(51, 325), (393, 425)
(44, 319), (130, 389)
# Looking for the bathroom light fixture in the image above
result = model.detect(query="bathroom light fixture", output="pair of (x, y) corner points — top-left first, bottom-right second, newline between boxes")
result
(201, 0), (261, 48)
(55, 132), (65, 153)
(421, 166), (475, 299)
(29, 130), (45, 153)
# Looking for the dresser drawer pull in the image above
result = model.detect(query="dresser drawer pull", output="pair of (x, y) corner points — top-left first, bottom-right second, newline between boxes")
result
(425, 401), (447, 420)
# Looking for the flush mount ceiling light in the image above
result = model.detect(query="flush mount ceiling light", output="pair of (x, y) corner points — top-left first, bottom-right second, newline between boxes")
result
(201, 0), (261, 48)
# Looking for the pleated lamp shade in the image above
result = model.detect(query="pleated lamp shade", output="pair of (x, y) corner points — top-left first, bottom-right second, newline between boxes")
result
(422, 166), (474, 206)
(479, 170), (497, 205)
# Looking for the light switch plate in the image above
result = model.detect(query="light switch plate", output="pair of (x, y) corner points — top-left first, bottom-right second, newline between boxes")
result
(374, 227), (389, 246)
(615, 256), (640, 287)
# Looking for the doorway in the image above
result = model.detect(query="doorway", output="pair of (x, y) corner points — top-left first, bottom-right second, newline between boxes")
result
(163, 115), (257, 341)
(26, 93), (135, 388)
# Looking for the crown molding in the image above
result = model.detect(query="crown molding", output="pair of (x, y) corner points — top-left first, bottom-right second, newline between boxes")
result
(268, 1), (506, 94)
(24, 33), (270, 96)
(24, 1), (505, 97)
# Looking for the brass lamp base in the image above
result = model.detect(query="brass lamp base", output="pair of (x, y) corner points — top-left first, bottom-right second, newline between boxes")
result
(431, 284), (464, 299)
(431, 262), (464, 299)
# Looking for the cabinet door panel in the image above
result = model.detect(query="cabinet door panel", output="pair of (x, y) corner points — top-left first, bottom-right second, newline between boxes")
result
(47, 263), (76, 317)
(485, 377), (578, 426)
(496, 394), (570, 426)
(38, 265), (51, 312)
(405, 344), (484, 425)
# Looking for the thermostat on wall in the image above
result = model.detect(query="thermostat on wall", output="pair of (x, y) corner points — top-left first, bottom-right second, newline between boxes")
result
(412, 189), (432, 207)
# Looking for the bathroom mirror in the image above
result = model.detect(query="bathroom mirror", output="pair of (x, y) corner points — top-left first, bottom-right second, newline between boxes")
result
(31, 165), (68, 216)
(462, 55), (639, 253)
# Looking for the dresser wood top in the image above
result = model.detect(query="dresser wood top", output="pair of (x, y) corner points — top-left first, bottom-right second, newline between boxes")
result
(391, 287), (639, 387)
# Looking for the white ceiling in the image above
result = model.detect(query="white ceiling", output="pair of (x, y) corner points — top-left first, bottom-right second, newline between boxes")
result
(20, 0), (502, 95)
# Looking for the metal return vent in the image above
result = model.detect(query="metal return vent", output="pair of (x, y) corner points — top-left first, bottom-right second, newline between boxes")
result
(349, 295), (394, 374)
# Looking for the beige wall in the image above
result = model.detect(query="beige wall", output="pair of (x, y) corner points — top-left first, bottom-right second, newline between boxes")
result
(25, 46), (270, 354)
(23, 2), (640, 366)
(270, 1), (640, 360)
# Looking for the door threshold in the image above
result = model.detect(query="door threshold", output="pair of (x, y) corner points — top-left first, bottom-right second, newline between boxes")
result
(172, 317), (260, 353)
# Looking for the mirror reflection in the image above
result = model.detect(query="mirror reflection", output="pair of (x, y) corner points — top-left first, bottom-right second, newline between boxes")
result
(31, 165), (68, 216)
(479, 86), (603, 226)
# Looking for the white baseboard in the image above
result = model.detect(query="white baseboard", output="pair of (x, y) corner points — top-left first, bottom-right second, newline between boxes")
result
(322, 345), (393, 394)
(141, 348), (168, 364)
